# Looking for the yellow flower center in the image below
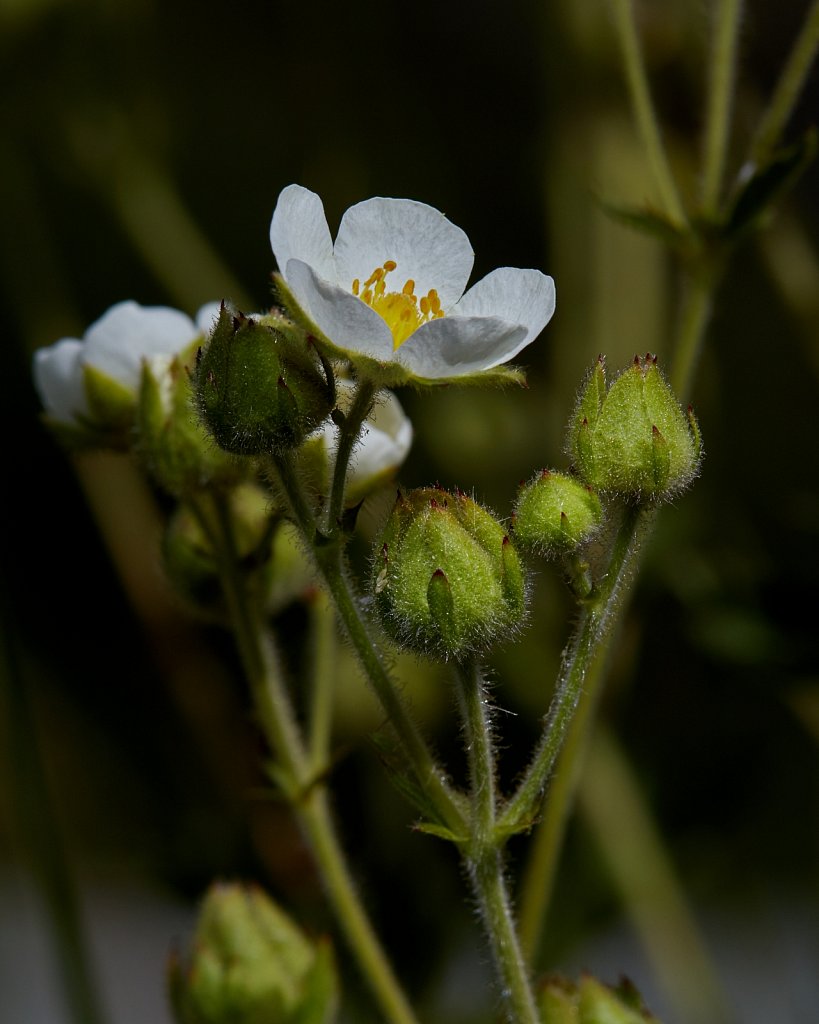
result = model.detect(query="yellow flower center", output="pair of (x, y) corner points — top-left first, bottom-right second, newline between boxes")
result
(352, 260), (444, 350)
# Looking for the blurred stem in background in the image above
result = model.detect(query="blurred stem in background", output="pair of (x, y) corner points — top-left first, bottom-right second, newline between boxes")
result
(519, 2), (819, 1020)
(1, 598), (108, 1024)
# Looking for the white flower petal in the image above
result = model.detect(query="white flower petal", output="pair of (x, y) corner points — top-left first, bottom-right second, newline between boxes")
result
(351, 389), (413, 481)
(83, 301), (198, 390)
(453, 267), (556, 356)
(334, 197), (474, 309)
(270, 184), (336, 285)
(286, 259), (395, 361)
(33, 338), (87, 424)
(397, 315), (528, 380)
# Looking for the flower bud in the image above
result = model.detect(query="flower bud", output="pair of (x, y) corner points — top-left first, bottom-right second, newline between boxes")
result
(568, 354), (701, 502)
(168, 881), (337, 1024)
(161, 485), (314, 618)
(372, 487), (526, 660)
(137, 343), (241, 496)
(32, 300), (217, 451)
(538, 973), (660, 1024)
(512, 470), (603, 556)
(194, 305), (334, 455)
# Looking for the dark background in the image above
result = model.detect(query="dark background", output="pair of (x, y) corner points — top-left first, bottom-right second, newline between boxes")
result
(2, 2), (818, 1022)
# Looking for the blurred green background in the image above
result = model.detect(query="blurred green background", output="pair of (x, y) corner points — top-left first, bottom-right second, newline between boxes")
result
(2, 1), (819, 1022)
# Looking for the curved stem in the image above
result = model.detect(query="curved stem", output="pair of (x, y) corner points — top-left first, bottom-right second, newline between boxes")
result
(750, 0), (819, 167)
(190, 492), (421, 1024)
(270, 451), (466, 834)
(455, 659), (539, 1024)
(608, 0), (687, 226)
(701, 0), (744, 216)
(499, 504), (650, 836)
(326, 376), (377, 534)
(517, 642), (605, 963)
(306, 591), (337, 774)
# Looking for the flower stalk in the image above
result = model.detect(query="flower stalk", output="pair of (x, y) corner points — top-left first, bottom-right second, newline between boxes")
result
(187, 490), (421, 1024)
(500, 504), (650, 837)
(454, 659), (539, 1024)
(269, 449), (467, 834)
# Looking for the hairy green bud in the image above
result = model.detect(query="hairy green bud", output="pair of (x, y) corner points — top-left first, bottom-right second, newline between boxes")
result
(538, 973), (661, 1023)
(194, 305), (334, 455)
(568, 354), (701, 502)
(372, 487), (526, 660)
(512, 470), (603, 556)
(168, 881), (337, 1024)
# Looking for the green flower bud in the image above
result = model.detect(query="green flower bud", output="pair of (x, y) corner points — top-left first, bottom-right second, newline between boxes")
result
(568, 354), (701, 502)
(372, 487), (526, 660)
(194, 305), (334, 455)
(137, 342), (241, 496)
(168, 881), (337, 1024)
(161, 485), (314, 618)
(512, 470), (603, 556)
(538, 973), (661, 1024)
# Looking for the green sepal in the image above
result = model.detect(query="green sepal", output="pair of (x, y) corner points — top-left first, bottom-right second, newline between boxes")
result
(369, 730), (467, 826)
(83, 363), (135, 432)
(411, 820), (469, 845)
(292, 940), (338, 1024)
(137, 342), (241, 497)
(598, 199), (690, 248)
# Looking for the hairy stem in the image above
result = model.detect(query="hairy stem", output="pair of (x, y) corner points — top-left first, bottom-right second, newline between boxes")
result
(191, 493), (420, 1024)
(455, 659), (539, 1024)
(499, 505), (650, 836)
(270, 450), (467, 834)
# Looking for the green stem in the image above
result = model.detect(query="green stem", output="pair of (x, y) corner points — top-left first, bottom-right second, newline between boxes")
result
(271, 451), (467, 834)
(192, 493), (420, 1024)
(517, 643), (605, 964)
(306, 591), (337, 774)
(750, 0), (819, 167)
(499, 504), (650, 836)
(455, 660), (539, 1024)
(701, 0), (744, 216)
(326, 377), (377, 534)
(608, 0), (687, 226)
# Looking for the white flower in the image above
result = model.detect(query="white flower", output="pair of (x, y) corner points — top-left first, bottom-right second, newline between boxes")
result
(33, 300), (220, 427)
(324, 381), (413, 502)
(269, 184), (555, 385)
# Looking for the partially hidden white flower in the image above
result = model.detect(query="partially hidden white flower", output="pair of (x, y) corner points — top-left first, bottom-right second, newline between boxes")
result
(33, 299), (220, 429)
(269, 184), (556, 386)
(326, 380), (413, 503)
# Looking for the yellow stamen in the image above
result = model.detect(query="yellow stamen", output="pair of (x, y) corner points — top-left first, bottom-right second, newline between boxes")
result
(352, 260), (444, 349)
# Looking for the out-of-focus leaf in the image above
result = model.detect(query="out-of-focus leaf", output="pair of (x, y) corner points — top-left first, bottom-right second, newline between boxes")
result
(723, 129), (818, 241)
